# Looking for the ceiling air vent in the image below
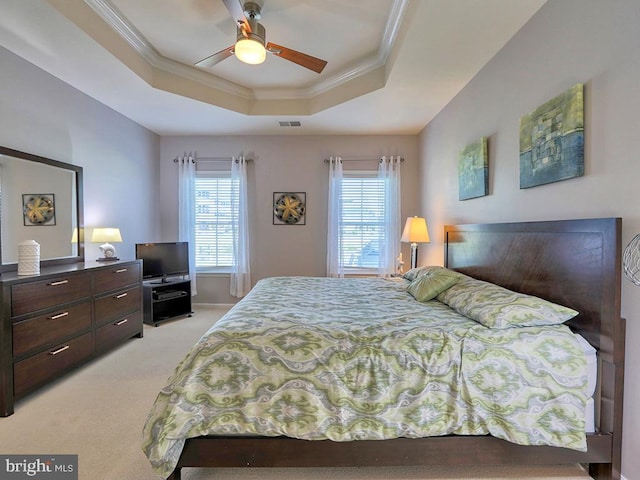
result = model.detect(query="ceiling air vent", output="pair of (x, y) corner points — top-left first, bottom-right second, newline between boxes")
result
(278, 121), (302, 127)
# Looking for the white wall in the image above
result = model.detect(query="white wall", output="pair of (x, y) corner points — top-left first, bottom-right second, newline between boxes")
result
(0, 46), (160, 261)
(160, 135), (419, 304)
(417, 0), (640, 477)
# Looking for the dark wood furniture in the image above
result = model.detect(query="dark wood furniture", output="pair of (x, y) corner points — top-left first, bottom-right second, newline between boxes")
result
(165, 218), (624, 480)
(0, 260), (143, 416)
(142, 278), (192, 326)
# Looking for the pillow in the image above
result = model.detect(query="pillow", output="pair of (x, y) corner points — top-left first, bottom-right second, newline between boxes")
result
(407, 268), (461, 302)
(402, 265), (446, 282)
(436, 274), (578, 329)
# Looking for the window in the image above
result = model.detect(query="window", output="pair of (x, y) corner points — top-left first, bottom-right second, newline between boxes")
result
(194, 173), (237, 270)
(339, 172), (386, 271)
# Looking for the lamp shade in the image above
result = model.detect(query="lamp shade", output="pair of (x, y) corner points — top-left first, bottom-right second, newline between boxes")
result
(401, 217), (430, 243)
(91, 227), (122, 243)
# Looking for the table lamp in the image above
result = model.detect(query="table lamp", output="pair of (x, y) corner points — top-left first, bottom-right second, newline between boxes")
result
(91, 227), (122, 261)
(401, 216), (430, 270)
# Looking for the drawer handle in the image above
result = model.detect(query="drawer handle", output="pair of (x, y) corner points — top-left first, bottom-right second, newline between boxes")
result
(115, 318), (128, 326)
(49, 311), (69, 320)
(49, 280), (69, 286)
(115, 292), (128, 299)
(115, 268), (128, 273)
(49, 345), (70, 356)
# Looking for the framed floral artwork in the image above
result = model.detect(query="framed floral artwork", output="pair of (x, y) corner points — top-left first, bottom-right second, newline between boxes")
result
(273, 192), (306, 225)
(22, 193), (56, 226)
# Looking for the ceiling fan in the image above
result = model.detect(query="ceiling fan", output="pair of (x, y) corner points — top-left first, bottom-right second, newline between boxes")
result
(195, 0), (328, 73)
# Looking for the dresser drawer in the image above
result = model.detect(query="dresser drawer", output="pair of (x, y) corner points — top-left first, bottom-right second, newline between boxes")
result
(95, 311), (142, 353)
(12, 301), (92, 358)
(13, 332), (93, 398)
(11, 272), (91, 317)
(94, 286), (141, 326)
(93, 263), (141, 293)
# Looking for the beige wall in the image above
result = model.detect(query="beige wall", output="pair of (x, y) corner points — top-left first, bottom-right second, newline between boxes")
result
(0, 46), (160, 262)
(159, 135), (419, 304)
(417, 0), (640, 477)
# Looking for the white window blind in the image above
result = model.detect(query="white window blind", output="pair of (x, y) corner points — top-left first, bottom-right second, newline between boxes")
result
(340, 173), (386, 270)
(195, 173), (237, 269)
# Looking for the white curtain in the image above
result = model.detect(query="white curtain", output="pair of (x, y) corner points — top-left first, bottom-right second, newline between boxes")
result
(178, 153), (197, 295)
(378, 155), (402, 277)
(326, 156), (344, 277)
(230, 156), (251, 297)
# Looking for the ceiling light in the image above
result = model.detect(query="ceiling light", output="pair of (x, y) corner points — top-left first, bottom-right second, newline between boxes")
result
(235, 22), (267, 65)
(235, 38), (266, 64)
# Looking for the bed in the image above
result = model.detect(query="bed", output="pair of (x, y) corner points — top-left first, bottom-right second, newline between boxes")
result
(142, 218), (625, 480)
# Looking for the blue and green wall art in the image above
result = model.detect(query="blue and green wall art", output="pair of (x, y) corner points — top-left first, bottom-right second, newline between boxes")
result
(458, 137), (488, 201)
(519, 83), (584, 189)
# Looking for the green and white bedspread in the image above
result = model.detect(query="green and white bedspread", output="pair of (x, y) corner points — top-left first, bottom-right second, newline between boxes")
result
(142, 276), (588, 477)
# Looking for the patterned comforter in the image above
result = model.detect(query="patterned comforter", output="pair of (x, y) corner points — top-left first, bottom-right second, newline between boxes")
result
(142, 276), (588, 477)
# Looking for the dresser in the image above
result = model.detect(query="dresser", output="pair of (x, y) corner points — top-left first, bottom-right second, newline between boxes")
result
(0, 260), (143, 416)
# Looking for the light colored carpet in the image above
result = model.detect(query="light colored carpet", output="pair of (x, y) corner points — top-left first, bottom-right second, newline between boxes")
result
(0, 305), (592, 480)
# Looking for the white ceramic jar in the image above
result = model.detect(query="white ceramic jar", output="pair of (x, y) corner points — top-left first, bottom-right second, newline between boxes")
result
(18, 239), (40, 276)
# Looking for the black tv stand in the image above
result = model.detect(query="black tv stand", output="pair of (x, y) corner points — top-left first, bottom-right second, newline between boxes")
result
(149, 277), (173, 284)
(143, 277), (192, 326)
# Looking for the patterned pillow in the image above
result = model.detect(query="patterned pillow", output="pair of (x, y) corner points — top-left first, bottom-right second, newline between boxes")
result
(407, 268), (461, 302)
(436, 274), (578, 329)
(402, 265), (446, 282)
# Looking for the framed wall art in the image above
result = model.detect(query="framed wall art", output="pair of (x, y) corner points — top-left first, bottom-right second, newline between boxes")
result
(22, 193), (56, 226)
(519, 83), (584, 189)
(273, 192), (306, 225)
(458, 137), (488, 200)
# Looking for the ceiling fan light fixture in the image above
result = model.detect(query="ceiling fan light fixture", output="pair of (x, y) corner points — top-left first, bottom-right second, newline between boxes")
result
(235, 37), (266, 64)
(235, 20), (267, 65)
(198, 1), (327, 73)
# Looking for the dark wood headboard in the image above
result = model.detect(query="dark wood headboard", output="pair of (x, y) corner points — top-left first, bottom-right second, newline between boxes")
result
(444, 217), (625, 478)
(444, 218), (621, 349)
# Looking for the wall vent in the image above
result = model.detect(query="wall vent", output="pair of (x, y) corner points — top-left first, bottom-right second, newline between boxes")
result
(278, 121), (302, 127)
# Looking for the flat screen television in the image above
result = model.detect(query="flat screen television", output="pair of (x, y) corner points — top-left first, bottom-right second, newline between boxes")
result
(135, 242), (189, 282)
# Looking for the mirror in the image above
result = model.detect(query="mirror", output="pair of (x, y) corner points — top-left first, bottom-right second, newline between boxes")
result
(0, 146), (84, 273)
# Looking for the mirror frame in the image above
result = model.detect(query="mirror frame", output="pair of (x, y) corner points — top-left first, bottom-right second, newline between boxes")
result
(0, 146), (84, 273)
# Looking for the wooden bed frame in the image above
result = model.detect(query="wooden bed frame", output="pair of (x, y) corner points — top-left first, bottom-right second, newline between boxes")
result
(167, 218), (625, 480)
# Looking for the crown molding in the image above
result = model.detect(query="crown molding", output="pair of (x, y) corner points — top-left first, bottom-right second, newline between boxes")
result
(84, 0), (253, 99)
(82, 0), (410, 110)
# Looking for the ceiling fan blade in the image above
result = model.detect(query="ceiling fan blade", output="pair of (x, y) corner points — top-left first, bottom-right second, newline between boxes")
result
(195, 45), (235, 68)
(266, 42), (327, 73)
(222, 0), (252, 34)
